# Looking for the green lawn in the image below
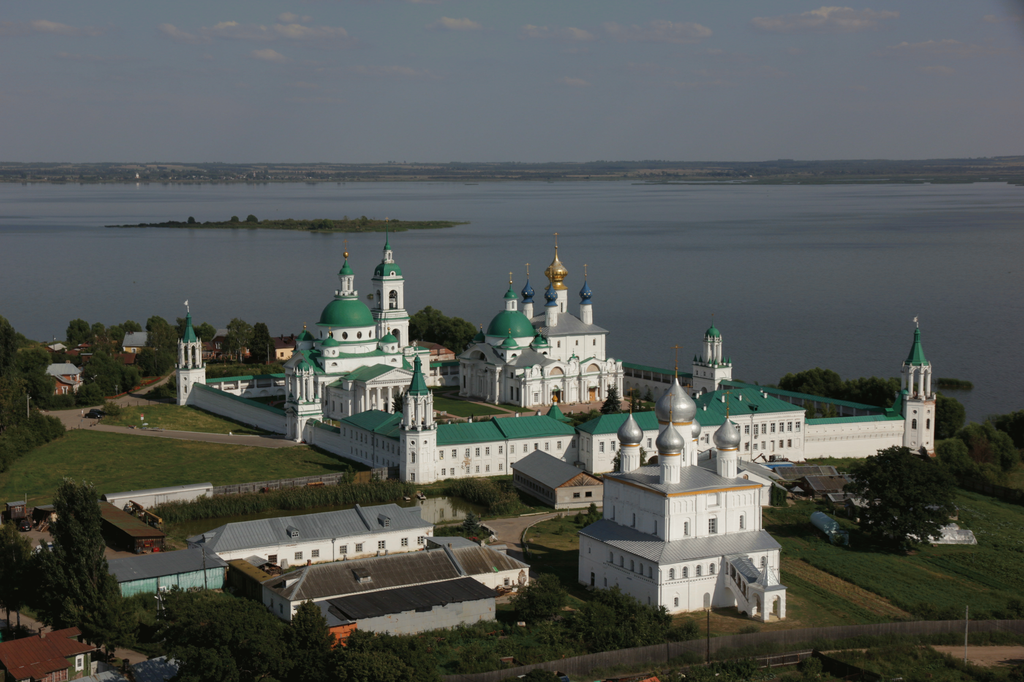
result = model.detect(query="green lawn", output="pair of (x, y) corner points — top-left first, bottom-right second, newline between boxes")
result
(522, 515), (591, 605)
(432, 394), (507, 418)
(102, 404), (269, 435)
(0, 430), (350, 505)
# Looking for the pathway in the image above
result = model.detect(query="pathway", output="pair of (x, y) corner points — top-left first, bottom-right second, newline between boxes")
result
(484, 512), (561, 563)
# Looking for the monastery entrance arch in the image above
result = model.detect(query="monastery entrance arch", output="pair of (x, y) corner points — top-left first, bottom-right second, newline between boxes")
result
(703, 593), (711, 609)
(753, 594), (762, 618)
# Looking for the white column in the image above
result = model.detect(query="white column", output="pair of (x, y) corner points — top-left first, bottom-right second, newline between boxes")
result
(925, 369), (932, 397)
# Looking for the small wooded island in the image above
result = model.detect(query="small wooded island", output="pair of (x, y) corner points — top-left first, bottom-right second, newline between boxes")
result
(107, 215), (467, 233)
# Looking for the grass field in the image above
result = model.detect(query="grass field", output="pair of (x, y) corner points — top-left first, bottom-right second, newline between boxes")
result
(432, 393), (507, 418)
(102, 404), (268, 435)
(0, 430), (349, 505)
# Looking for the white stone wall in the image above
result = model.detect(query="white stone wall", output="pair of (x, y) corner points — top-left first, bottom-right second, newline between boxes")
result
(351, 597), (496, 635)
(189, 385), (287, 434)
(803, 420), (904, 459)
(203, 376), (286, 399)
(211, 526), (432, 567)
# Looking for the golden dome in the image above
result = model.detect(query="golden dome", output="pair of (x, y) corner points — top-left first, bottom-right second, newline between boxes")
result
(544, 244), (568, 290)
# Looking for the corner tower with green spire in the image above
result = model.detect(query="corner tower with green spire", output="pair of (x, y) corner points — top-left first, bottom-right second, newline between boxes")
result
(901, 320), (935, 456)
(176, 307), (206, 406)
(372, 222), (410, 347)
(401, 356), (435, 483)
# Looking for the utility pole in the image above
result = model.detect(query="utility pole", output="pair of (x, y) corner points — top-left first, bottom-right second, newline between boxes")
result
(706, 608), (711, 663)
(26, 395), (30, 418)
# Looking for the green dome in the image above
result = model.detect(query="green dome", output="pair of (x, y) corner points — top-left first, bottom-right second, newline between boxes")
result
(499, 332), (520, 350)
(321, 336), (342, 348)
(339, 259), (353, 276)
(381, 332), (398, 345)
(531, 334), (550, 349)
(374, 262), (402, 278)
(503, 285), (517, 301)
(297, 329), (315, 342)
(318, 297), (374, 328)
(706, 325), (720, 338)
(486, 310), (535, 339)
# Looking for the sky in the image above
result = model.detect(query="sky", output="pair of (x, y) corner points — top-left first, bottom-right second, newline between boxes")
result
(3, 1), (1024, 163)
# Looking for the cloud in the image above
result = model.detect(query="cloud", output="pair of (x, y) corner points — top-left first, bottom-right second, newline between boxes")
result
(983, 14), (1023, 23)
(250, 48), (288, 63)
(426, 17), (482, 31)
(0, 19), (104, 37)
(520, 24), (596, 42)
(159, 23), (205, 44)
(918, 65), (955, 75)
(752, 7), (899, 33)
(602, 20), (712, 43)
(278, 13), (313, 24)
(558, 76), (590, 87)
(878, 39), (1000, 58)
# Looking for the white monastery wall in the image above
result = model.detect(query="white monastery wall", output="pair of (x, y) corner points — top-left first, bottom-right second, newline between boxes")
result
(804, 421), (904, 459)
(189, 385), (287, 434)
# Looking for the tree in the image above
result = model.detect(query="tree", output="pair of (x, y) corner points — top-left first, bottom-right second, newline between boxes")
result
(566, 586), (671, 652)
(936, 438), (979, 480)
(187, 216), (196, 224)
(955, 422), (1019, 472)
(196, 322), (217, 342)
(136, 347), (175, 377)
(0, 316), (19, 376)
(146, 316), (176, 353)
(230, 215), (240, 223)
(461, 511), (481, 536)
(600, 385), (621, 413)
(643, 386), (654, 403)
(779, 368), (844, 400)
(991, 409), (1024, 449)
(66, 318), (92, 347)
(0, 521), (33, 627)
(32, 479), (134, 652)
(245, 214), (258, 223)
(803, 399), (817, 420)
(224, 318), (253, 362)
(844, 446), (956, 548)
(249, 323), (273, 365)
(340, 630), (441, 682)
(391, 389), (404, 413)
(511, 573), (567, 623)
(121, 319), (143, 334)
(160, 589), (287, 682)
(409, 306), (477, 354)
(283, 601), (337, 682)
(935, 393), (966, 440)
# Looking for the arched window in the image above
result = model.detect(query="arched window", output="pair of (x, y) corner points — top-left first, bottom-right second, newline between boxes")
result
(926, 418), (931, 429)
(632, 513), (636, 528)
(648, 566), (652, 578)
(709, 563), (716, 575)
(639, 563), (643, 574)
(669, 568), (675, 580)
(761, 557), (767, 570)
(912, 418), (918, 429)
(389, 290), (398, 310)
(739, 514), (745, 530)
(695, 565), (702, 577)
(683, 567), (689, 578)
(674, 597), (679, 607)
(609, 551), (614, 562)
(630, 560), (635, 572)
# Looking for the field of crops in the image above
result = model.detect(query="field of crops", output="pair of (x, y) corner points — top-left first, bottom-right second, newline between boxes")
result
(765, 492), (1024, 619)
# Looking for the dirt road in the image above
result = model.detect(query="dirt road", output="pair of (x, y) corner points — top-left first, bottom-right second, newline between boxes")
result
(484, 512), (561, 562)
(931, 646), (1024, 668)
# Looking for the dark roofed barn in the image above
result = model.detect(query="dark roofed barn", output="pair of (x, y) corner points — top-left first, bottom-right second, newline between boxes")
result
(99, 501), (165, 553)
(512, 450), (603, 509)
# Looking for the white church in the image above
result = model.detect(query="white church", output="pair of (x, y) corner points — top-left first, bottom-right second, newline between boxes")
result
(175, 231), (936, 485)
(578, 382), (787, 620)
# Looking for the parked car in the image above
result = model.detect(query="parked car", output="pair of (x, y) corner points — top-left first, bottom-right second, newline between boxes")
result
(85, 409), (105, 419)
(18, 518), (31, 532)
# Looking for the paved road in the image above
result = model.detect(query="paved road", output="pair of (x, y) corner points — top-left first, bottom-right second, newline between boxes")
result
(484, 512), (561, 563)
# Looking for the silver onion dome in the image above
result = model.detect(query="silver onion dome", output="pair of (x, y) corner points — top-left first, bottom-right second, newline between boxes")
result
(617, 413), (644, 446)
(655, 423), (685, 454)
(691, 418), (702, 441)
(655, 382), (696, 424)
(713, 419), (741, 450)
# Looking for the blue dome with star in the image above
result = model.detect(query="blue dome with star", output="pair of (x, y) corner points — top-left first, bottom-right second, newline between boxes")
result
(521, 279), (535, 303)
(544, 286), (558, 307)
(579, 279), (592, 303)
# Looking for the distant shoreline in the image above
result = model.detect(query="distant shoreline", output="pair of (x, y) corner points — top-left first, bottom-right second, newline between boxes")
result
(106, 217), (468, 233)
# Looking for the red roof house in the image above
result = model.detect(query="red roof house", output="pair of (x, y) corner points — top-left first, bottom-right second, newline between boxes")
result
(0, 627), (98, 681)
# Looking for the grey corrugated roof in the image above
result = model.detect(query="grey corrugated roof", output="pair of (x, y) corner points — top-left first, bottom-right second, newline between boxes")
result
(46, 363), (81, 377)
(580, 519), (780, 564)
(102, 483), (214, 504)
(696, 456), (781, 482)
(729, 555), (760, 582)
(426, 536), (480, 550)
(188, 504), (430, 554)
(327, 576), (495, 622)
(606, 464), (759, 497)
(108, 548), (227, 583)
(512, 450), (599, 489)
(265, 548), (461, 602)
(530, 313), (608, 337)
(122, 332), (149, 347)
(802, 475), (851, 494)
(510, 348), (559, 368)
(450, 545), (530, 576)
(775, 466), (839, 481)
(132, 657), (179, 682)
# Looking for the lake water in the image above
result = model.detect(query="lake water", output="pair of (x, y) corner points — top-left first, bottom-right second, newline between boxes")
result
(1, 181), (1022, 422)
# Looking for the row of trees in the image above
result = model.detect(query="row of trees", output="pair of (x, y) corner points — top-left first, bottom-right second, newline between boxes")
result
(409, 306), (476, 354)
(0, 316), (65, 472)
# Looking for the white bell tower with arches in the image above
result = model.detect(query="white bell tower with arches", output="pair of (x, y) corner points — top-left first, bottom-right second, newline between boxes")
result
(176, 305), (206, 405)
(901, 320), (936, 455)
(372, 227), (410, 347)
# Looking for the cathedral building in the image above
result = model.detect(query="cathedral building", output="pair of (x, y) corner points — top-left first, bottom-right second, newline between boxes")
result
(578, 383), (787, 620)
(458, 244), (623, 408)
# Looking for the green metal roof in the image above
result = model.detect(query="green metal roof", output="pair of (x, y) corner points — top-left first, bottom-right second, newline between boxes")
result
(499, 332), (520, 350)
(706, 325), (721, 338)
(381, 332), (398, 344)
(622, 361), (693, 379)
(291, 349), (326, 374)
(345, 364), (404, 383)
(341, 410), (403, 439)
(339, 259), (353, 276)
(693, 388), (804, 424)
(374, 262), (403, 278)
(905, 327), (928, 366)
(182, 312), (198, 343)
(576, 410), (659, 435)
(318, 297), (375, 328)
(437, 421), (505, 446)
(807, 413), (903, 425)
(486, 310), (535, 338)
(545, 402), (572, 424)
(429, 360), (460, 368)
(721, 381), (887, 413)
(205, 373), (285, 384)
(297, 329), (315, 342)
(320, 336), (342, 348)
(503, 285), (517, 301)
(407, 356), (430, 396)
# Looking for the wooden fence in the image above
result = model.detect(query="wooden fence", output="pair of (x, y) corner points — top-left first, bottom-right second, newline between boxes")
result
(961, 478), (1024, 506)
(442, 619), (1024, 682)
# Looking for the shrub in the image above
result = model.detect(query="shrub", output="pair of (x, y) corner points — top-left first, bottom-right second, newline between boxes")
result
(443, 478), (524, 516)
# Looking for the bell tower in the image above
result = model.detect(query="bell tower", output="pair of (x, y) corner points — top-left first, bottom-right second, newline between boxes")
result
(176, 305), (205, 406)
(901, 320), (935, 455)
(401, 356), (436, 483)
(692, 319), (732, 396)
(372, 225), (410, 347)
